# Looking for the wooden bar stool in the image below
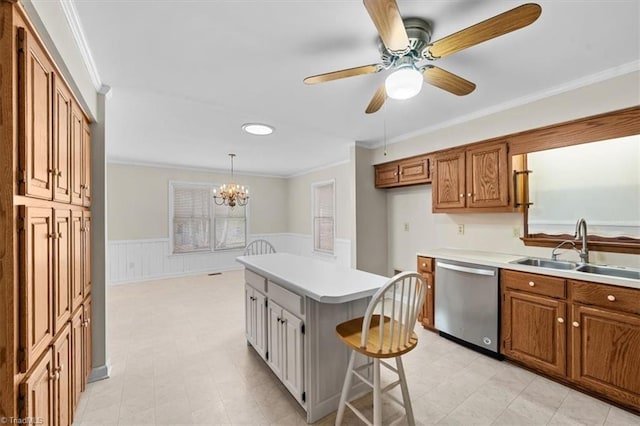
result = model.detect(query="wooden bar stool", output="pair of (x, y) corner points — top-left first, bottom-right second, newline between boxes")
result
(244, 239), (276, 255)
(335, 272), (426, 426)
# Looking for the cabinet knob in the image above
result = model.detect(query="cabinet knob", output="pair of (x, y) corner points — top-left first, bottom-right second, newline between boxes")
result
(459, 193), (463, 198)
(528, 281), (535, 287)
(467, 193), (472, 197)
(607, 295), (616, 302)
(49, 372), (57, 381)
(57, 170), (62, 177)
(572, 321), (580, 328)
(557, 317), (564, 323)
(427, 285), (431, 289)
(56, 365), (63, 372)
(422, 263), (426, 268)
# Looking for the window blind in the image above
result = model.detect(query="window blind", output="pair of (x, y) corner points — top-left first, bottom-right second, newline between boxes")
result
(313, 182), (335, 253)
(173, 185), (212, 253)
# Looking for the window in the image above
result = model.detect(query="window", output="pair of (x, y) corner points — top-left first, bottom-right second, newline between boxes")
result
(312, 180), (335, 254)
(170, 182), (247, 254)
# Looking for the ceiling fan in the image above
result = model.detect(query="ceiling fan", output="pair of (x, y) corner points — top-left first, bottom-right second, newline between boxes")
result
(303, 1), (542, 114)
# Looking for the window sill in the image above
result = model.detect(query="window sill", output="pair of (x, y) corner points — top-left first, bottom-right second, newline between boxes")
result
(523, 234), (640, 255)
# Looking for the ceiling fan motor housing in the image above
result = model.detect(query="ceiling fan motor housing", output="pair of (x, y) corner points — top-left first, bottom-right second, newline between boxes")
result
(379, 17), (433, 68)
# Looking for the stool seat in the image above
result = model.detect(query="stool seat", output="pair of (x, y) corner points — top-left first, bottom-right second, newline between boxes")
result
(336, 316), (418, 358)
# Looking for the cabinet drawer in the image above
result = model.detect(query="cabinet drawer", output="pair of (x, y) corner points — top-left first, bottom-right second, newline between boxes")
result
(417, 256), (434, 273)
(570, 280), (640, 315)
(245, 270), (267, 293)
(268, 281), (303, 317)
(502, 270), (566, 299)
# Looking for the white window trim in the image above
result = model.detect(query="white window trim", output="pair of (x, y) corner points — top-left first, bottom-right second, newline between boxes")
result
(168, 180), (249, 255)
(311, 179), (336, 255)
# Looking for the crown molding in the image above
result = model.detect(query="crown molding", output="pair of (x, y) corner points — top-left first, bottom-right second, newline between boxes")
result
(367, 60), (640, 149)
(59, 0), (102, 90)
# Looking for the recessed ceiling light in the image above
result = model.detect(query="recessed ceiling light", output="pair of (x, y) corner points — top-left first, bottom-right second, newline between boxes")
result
(242, 123), (274, 136)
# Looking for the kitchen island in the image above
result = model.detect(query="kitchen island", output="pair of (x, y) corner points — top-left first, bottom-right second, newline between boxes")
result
(236, 253), (389, 423)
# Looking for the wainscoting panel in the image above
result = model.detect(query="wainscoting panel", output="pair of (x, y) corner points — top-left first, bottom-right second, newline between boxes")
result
(108, 234), (352, 285)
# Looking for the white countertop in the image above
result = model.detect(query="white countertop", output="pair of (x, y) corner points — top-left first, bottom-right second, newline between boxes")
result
(236, 253), (389, 303)
(417, 248), (640, 290)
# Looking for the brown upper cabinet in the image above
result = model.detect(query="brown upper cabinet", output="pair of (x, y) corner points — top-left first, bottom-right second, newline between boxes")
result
(70, 101), (84, 206)
(374, 155), (431, 188)
(53, 77), (72, 203)
(432, 142), (511, 212)
(18, 27), (54, 200)
(82, 120), (92, 207)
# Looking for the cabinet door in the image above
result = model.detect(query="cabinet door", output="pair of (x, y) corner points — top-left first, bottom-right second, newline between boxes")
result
(399, 156), (429, 185)
(254, 290), (267, 359)
(83, 297), (92, 384)
(266, 301), (283, 378)
(70, 211), (84, 312)
(53, 76), (72, 203)
(70, 102), (83, 205)
(20, 207), (54, 373)
(18, 27), (54, 200)
(502, 290), (567, 377)
(81, 121), (91, 207)
(374, 163), (399, 188)
(571, 304), (640, 408)
(245, 285), (256, 344)
(281, 309), (304, 404)
(82, 211), (92, 297)
(71, 308), (84, 411)
(466, 142), (509, 208)
(420, 273), (435, 330)
(432, 150), (465, 210)
(53, 209), (72, 333)
(20, 349), (54, 426)
(53, 323), (72, 426)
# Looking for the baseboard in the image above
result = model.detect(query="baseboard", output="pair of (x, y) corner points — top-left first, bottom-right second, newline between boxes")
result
(88, 362), (111, 383)
(109, 265), (244, 285)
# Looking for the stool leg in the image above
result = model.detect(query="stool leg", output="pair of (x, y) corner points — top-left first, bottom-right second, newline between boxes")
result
(335, 350), (356, 426)
(373, 358), (381, 426)
(396, 356), (415, 426)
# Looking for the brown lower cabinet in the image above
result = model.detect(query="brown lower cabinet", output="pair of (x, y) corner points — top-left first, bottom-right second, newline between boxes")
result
(20, 301), (91, 426)
(417, 256), (436, 330)
(501, 270), (640, 412)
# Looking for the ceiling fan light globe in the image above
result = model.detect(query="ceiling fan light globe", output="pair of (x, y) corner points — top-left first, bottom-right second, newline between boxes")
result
(385, 67), (423, 100)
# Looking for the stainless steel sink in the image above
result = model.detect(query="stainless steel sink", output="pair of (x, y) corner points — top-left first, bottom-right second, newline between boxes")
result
(575, 264), (640, 280)
(512, 257), (578, 270)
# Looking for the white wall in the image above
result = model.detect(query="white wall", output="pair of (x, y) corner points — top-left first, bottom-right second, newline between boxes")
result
(379, 71), (640, 272)
(108, 163), (288, 239)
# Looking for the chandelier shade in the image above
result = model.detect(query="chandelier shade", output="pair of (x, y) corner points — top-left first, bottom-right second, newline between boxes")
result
(213, 154), (249, 207)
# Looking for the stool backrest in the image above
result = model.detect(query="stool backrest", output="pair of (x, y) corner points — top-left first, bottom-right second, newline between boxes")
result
(244, 239), (276, 256)
(361, 272), (426, 352)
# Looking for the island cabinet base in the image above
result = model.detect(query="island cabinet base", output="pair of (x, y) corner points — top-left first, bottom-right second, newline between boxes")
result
(244, 269), (374, 423)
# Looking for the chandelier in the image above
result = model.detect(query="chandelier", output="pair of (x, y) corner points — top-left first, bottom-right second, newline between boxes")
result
(213, 153), (249, 207)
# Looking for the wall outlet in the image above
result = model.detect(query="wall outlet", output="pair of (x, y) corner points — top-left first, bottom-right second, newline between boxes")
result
(404, 222), (410, 232)
(458, 224), (465, 235)
(512, 226), (520, 238)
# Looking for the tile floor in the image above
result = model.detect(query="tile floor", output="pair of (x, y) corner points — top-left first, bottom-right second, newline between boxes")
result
(72, 271), (640, 426)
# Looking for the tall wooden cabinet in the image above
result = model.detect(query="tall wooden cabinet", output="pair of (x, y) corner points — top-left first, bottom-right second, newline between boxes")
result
(0, 3), (93, 423)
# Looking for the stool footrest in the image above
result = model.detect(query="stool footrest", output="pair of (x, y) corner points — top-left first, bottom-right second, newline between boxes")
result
(352, 369), (373, 388)
(345, 401), (373, 426)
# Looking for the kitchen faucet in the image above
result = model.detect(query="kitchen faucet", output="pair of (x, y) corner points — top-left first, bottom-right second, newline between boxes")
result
(574, 218), (589, 264)
(551, 240), (580, 261)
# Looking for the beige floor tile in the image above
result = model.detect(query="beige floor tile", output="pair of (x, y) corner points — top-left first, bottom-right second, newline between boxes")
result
(68, 271), (640, 426)
(549, 390), (611, 426)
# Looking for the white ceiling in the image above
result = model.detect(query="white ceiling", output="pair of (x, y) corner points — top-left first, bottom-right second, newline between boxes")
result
(72, 0), (640, 176)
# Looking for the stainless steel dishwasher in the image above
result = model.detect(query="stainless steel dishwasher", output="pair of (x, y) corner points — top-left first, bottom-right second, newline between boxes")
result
(435, 259), (500, 356)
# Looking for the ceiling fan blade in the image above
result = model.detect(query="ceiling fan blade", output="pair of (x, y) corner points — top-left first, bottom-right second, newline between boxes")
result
(363, 0), (410, 54)
(424, 3), (542, 59)
(303, 64), (382, 85)
(423, 66), (476, 96)
(365, 85), (386, 114)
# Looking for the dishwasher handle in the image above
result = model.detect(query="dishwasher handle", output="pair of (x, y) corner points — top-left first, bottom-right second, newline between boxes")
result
(436, 261), (496, 277)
